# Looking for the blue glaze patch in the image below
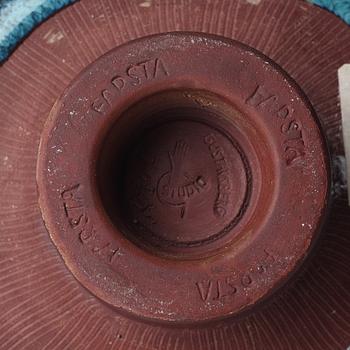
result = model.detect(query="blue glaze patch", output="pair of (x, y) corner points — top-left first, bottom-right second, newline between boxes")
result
(312, 0), (350, 25)
(0, 0), (76, 62)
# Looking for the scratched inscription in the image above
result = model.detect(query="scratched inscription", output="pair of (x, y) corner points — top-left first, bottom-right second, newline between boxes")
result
(196, 250), (275, 302)
(156, 140), (208, 219)
(246, 85), (306, 166)
(61, 184), (120, 264)
(128, 138), (210, 225)
(204, 133), (231, 218)
(91, 58), (169, 114)
(124, 120), (251, 245)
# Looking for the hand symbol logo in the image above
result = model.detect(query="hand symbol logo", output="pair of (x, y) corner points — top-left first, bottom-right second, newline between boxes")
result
(157, 140), (208, 218)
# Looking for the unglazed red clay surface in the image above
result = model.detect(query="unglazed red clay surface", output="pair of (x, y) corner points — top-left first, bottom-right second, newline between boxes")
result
(36, 32), (329, 323)
(1, 0), (350, 349)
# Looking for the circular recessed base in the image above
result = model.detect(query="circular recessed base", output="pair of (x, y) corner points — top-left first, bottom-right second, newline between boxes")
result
(98, 90), (253, 259)
(36, 32), (330, 324)
(122, 118), (248, 247)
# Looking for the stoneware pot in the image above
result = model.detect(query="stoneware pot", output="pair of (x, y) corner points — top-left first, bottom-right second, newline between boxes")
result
(0, 1), (349, 349)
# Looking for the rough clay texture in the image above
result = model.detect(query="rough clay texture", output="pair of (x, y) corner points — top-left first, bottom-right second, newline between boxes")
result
(35, 32), (329, 324)
(0, 0), (349, 349)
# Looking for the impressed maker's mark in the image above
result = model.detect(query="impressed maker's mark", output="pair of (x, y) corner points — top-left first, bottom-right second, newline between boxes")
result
(246, 85), (306, 166)
(91, 58), (169, 114)
(61, 184), (121, 265)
